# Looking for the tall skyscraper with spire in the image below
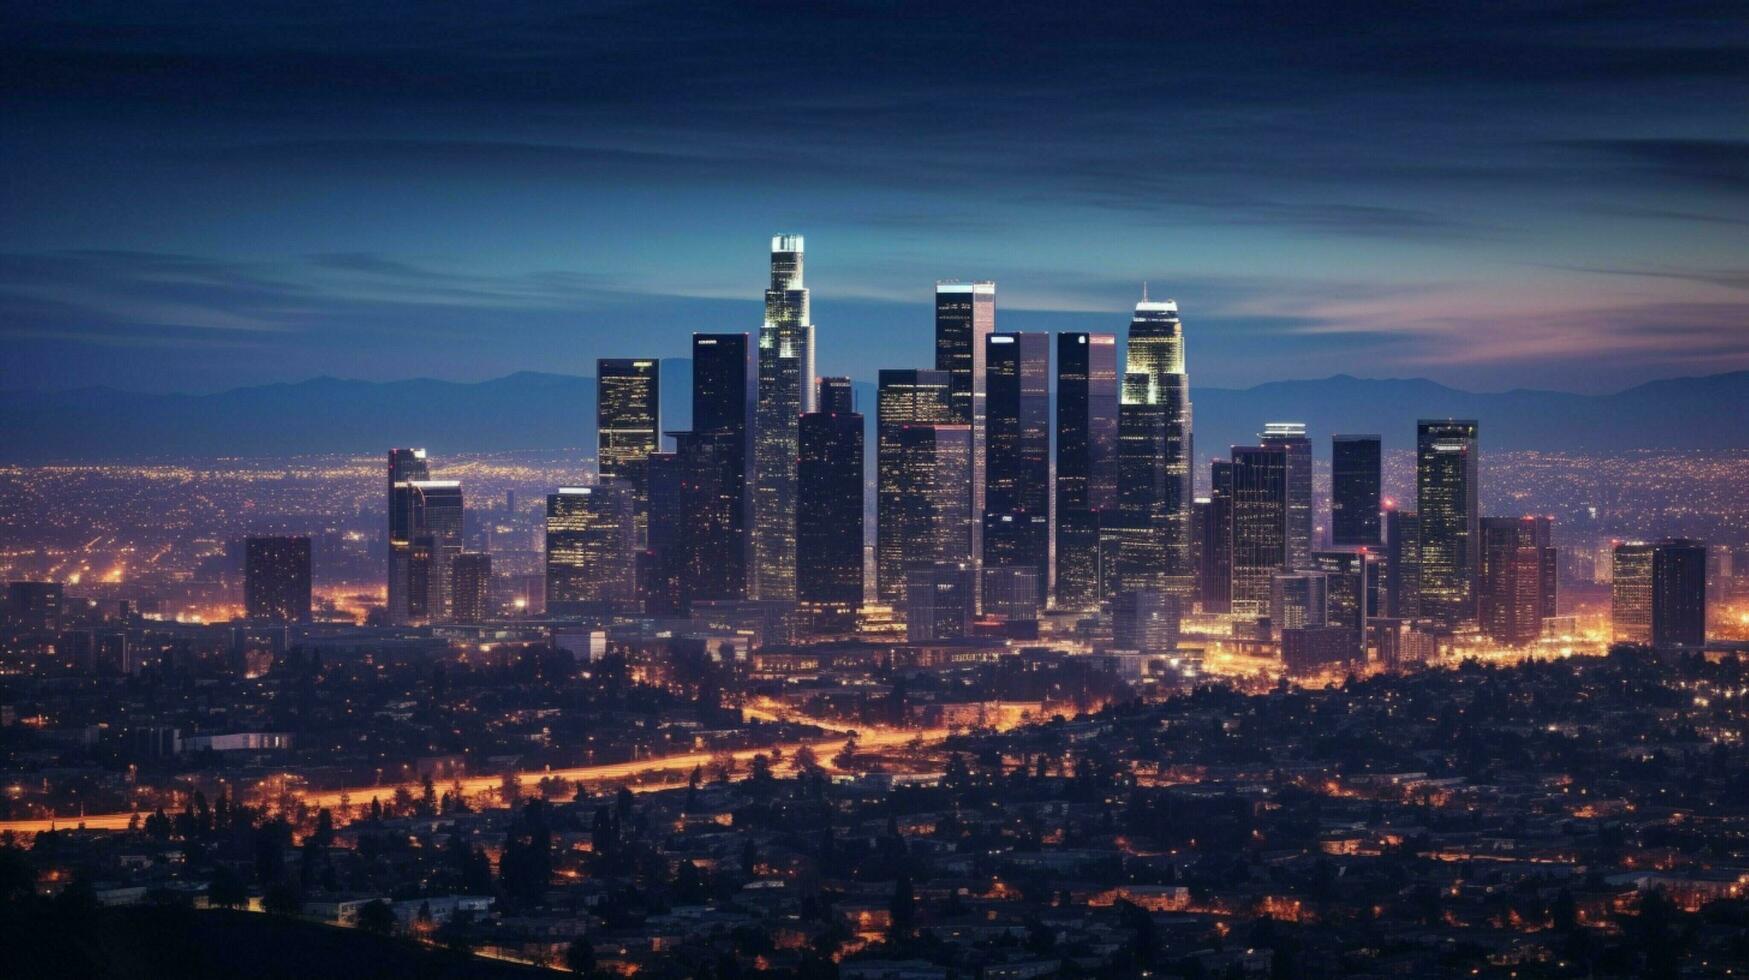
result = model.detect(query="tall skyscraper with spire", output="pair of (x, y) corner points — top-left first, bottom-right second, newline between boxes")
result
(1116, 291), (1195, 600)
(753, 235), (816, 601)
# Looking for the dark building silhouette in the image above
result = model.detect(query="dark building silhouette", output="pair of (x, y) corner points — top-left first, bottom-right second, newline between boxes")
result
(1112, 590), (1180, 653)
(1613, 538), (1707, 649)
(450, 552), (493, 625)
(816, 375), (855, 414)
(1199, 460), (1235, 614)
(596, 358), (660, 544)
(245, 536), (311, 623)
(1480, 516), (1557, 647)
(753, 235), (815, 602)
(934, 281), (996, 573)
(906, 562), (974, 642)
(7, 581), (63, 631)
(1331, 434), (1382, 547)
(1261, 423), (1312, 567)
(385, 447), (429, 625)
(546, 483), (636, 615)
(891, 424), (973, 612)
(1416, 420), (1480, 627)
(876, 369), (954, 602)
(797, 406), (864, 631)
(640, 452), (685, 615)
(982, 331), (1050, 606)
(1054, 331), (1118, 612)
(1384, 508), (1421, 619)
(1230, 445), (1288, 615)
(690, 333), (754, 598)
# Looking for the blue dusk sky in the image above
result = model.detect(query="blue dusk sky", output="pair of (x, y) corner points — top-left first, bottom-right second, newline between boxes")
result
(2, 1), (1746, 394)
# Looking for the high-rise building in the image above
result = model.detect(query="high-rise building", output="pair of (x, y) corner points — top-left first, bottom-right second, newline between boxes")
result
(386, 447), (429, 625)
(6, 581), (63, 631)
(876, 369), (954, 602)
(671, 430), (751, 608)
(1230, 445), (1288, 615)
(1271, 571), (1328, 632)
(545, 483), (636, 615)
(596, 358), (660, 544)
(1312, 551), (1373, 632)
(1384, 508), (1421, 619)
(1199, 461), (1235, 614)
(405, 480), (463, 623)
(982, 332), (1050, 606)
(1331, 434), (1382, 548)
(797, 406), (864, 631)
(982, 566), (1042, 622)
(450, 552), (493, 625)
(1416, 420), (1480, 627)
(892, 424), (974, 606)
(244, 536), (312, 623)
(1054, 331), (1118, 611)
(1260, 423), (1312, 566)
(816, 375), (855, 415)
(753, 235), (817, 601)
(1612, 539), (1707, 649)
(935, 281), (996, 570)
(691, 332), (754, 597)
(1479, 516), (1557, 647)
(640, 452), (685, 616)
(906, 562), (974, 643)
(1112, 590), (1180, 653)
(1118, 296), (1195, 600)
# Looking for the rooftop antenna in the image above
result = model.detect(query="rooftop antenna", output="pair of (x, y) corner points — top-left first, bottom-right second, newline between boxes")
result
(1142, 281), (1149, 302)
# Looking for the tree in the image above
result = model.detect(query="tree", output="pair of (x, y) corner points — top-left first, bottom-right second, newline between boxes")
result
(262, 880), (303, 917)
(208, 865), (248, 909)
(834, 734), (859, 770)
(500, 771), (524, 806)
(357, 899), (396, 935)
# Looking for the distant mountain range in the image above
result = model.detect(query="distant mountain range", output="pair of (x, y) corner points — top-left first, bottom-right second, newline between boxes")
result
(2, 367), (1744, 462)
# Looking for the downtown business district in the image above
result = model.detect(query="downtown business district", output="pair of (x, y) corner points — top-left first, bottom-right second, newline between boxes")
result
(2, 237), (1746, 978)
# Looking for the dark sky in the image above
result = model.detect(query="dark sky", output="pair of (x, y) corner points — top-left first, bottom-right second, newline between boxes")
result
(3, 1), (1746, 394)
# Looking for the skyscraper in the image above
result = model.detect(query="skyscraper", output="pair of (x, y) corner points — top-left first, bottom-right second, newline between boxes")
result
(816, 375), (855, 414)
(670, 430), (750, 608)
(935, 281), (995, 568)
(1199, 460), (1235, 614)
(596, 358), (660, 543)
(1112, 590), (1180, 653)
(894, 424), (974, 581)
(981, 331), (1050, 606)
(797, 405), (864, 631)
(1612, 539), (1707, 649)
(1271, 571), (1328, 632)
(876, 369), (954, 602)
(406, 479), (462, 623)
(1416, 420), (1480, 628)
(1120, 295), (1195, 600)
(1331, 434), (1382, 548)
(1230, 445), (1288, 615)
(1260, 423), (1312, 566)
(691, 332), (754, 598)
(1384, 508), (1421, 619)
(386, 447), (429, 625)
(906, 562), (974, 643)
(1312, 550), (1374, 636)
(753, 235), (816, 601)
(546, 483), (636, 615)
(1480, 516), (1557, 647)
(6, 582), (62, 631)
(450, 552), (493, 625)
(244, 536), (311, 623)
(1054, 331), (1118, 612)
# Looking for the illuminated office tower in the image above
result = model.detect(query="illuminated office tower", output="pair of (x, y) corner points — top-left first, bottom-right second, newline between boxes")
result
(753, 235), (816, 601)
(935, 281), (996, 567)
(797, 404), (864, 631)
(1230, 445), (1288, 615)
(596, 358), (660, 543)
(895, 424), (973, 568)
(1612, 539), (1707, 649)
(1480, 516), (1557, 647)
(1112, 590), (1180, 654)
(691, 332), (754, 598)
(981, 332), (1050, 606)
(1312, 550), (1374, 634)
(906, 562), (975, 642)
(1384, 508), (1421, 619)
(1331, 434), (1382, 547)
(1054, 331), (1118, 611)
(405, 479), (463, 623)
(875, 369), (954, 602)
(639, 452), (685, 615)
(1121, 294), (1195, 599)
(1416, 419), (1480, 627)
(1261, 423), (1312, 566)
(545, 483), (636, 615)
(450, 552), (493, 625)
(6, 582), (62, 631)
(386, 447), (429, 625)
(244, 536), (311, 623)
(816, 375), (854, 415)
(1199, 460), (1235, 613)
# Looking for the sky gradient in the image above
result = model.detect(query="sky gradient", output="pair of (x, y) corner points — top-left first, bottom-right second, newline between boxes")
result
(3, 1), (1746, 394)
